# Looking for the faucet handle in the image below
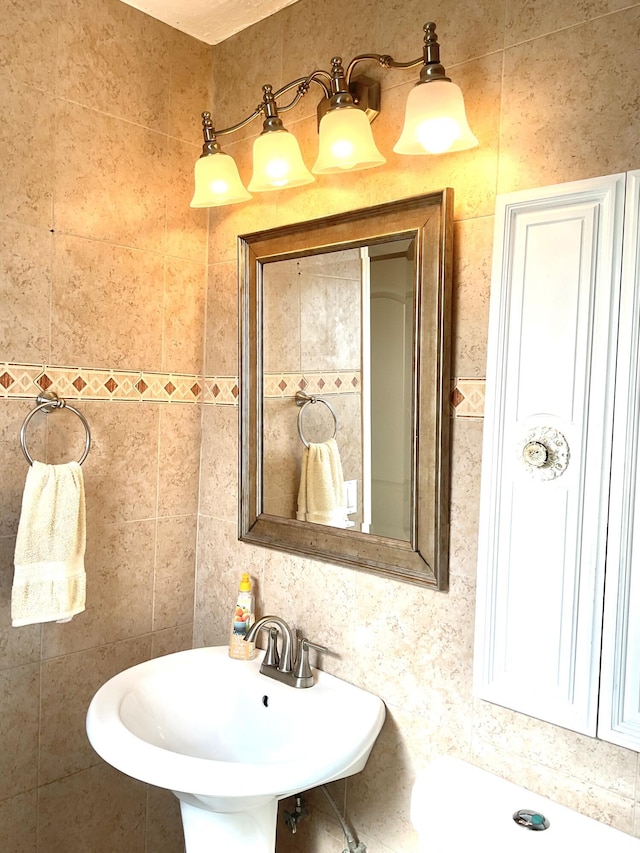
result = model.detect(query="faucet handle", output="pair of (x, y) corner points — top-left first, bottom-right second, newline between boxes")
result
(263, 627), (280, 667)
(294, 638), (327, 681)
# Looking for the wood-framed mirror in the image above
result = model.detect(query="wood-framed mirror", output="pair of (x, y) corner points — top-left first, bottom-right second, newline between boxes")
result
(239, 190), (453, 589)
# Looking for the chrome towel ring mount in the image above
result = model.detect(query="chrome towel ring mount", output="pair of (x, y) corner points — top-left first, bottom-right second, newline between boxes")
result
(20, 391), (92, 466)
(295, 390), (338, 448)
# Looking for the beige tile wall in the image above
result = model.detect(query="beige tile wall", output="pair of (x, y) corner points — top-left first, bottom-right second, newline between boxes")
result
(199, 2), (640, 853)
(3, 0), (640, 850)
(0, 0), (210, 849)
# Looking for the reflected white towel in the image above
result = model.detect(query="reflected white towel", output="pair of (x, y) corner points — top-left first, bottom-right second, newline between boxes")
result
(296, 438), (349, 528)
(12, 461), (86, 627)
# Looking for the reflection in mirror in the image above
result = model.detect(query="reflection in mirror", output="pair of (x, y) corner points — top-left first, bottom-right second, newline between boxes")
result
(262, 238), (415, 541)
(369, 239), (414, 540)
(240, 191), (453, 589)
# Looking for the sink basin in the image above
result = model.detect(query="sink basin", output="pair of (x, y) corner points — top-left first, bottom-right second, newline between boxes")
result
(86, 645), (385, 853)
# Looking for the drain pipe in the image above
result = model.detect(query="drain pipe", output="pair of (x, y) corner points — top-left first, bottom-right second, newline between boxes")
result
(283, 794), (308, 834)
(319, 784), (367, 853)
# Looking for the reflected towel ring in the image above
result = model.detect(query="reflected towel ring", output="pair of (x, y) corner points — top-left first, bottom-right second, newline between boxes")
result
(295, 390), (338, 448)
(20, 392), (91, 466)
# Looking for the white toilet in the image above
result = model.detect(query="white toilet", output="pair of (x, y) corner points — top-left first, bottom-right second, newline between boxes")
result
(411, 757), (640, 852)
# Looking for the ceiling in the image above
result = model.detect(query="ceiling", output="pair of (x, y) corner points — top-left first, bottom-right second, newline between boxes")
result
(119, 0), (299, 45)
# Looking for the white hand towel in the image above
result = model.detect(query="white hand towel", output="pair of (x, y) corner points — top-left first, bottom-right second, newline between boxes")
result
(296, 437), (350, 528)
(12, 460), (86, 627)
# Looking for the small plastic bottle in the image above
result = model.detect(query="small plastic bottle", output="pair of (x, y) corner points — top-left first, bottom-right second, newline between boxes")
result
(228, 572), (256, 660)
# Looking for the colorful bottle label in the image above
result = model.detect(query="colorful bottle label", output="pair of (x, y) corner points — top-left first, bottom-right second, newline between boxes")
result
(233, 602), (253, 636)
(229, 584), (255, 660)
(232, 590), (254, 635)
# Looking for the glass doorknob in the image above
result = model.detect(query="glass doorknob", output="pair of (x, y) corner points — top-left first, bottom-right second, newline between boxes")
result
(523, 440), (548, 468)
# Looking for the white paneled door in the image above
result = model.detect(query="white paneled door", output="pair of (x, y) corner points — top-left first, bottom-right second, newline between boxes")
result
(474, 173), (627, 736)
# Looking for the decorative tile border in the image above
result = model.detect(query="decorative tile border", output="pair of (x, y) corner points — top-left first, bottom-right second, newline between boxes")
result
(0, 363), (485, 416)
(264, 372), (486, 419)
(0, 363), (202, 404)
(263, 371), (361, 398)
(451, 378), (486, 418)
(203, 377), (239, 405)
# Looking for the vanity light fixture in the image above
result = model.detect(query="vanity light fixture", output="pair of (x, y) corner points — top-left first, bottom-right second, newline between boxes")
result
(190, 112), (251, 207)
(247, 84), (315, 192)
(190, 21), (478, 208)
(312, 56), (386, 174)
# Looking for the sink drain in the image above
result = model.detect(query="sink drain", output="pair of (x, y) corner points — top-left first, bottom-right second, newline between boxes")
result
(513, 809), (550, 830)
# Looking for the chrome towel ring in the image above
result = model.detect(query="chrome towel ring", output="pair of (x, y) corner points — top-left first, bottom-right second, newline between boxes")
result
(295, 390), (338, 448)
(20, 392), (91, 466)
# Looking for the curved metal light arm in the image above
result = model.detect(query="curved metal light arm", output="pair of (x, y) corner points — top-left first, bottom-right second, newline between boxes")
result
(200, 22), (449, 146)
(273, 72), (332, 102)
(346, 22), (450, 85)
(212, 105), (265, 138)
(208, 71), (332, 139)
(345, 52), (423, 83)
(272, 74), (332, 114)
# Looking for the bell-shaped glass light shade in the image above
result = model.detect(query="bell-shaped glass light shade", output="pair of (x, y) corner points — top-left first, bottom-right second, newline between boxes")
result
(248, 130), (314, 192)
(312, 106), (386, 174)
(190, 151), (251, 208)
(394, 79), (478, 155)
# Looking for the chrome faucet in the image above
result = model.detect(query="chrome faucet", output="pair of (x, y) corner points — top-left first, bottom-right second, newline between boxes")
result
(244, 615), (326, 688)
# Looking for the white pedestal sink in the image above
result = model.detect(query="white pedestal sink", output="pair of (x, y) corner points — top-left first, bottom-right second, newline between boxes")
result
(86, 646), (385, 853)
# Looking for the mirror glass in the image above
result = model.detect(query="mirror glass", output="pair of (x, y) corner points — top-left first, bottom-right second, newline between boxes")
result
(240, 192), (453, 589)
(262, 238), (415, 540)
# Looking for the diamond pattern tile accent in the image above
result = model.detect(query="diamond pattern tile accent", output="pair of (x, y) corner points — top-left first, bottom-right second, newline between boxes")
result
(451, 387), (465, 408)
(263, 371), (360, 399)
(0, 364), (42, 397)
(204, 377), (238, 405)
(113, 375), (139, 400)
(1, 363), (204, 404)
(0, 364), (488, 417)
(452, 379), (485, 418)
